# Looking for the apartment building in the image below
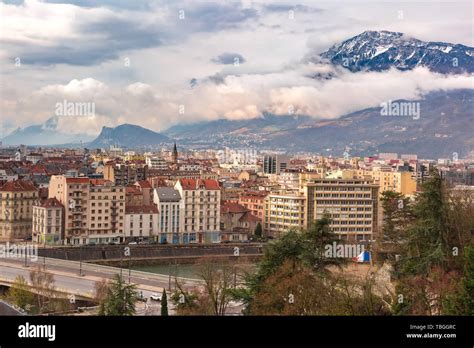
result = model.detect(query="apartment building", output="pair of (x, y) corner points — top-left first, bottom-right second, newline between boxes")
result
(174, 179), (221, 244)
(371, 169), (417, 196)
(146, 155), (168, 170)
(263, 155), (290, 174)
(124, 205), (159, 241)
(304, 178), (379, 242)
(220, 202), (259, 241)
(103, 162), (148, 186)
(32, 197), (63, 245)
(263, 192), (306, 238)
(154, 187), (182, 244)
(238, 191), (267, 221)
(0, 180), (38, 242)
(48, 176), (125, 245)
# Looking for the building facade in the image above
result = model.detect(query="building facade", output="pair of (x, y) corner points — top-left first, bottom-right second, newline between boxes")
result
(304, 178), (379, 242)
(48, 176), (125, 245)
(174, 179), (221, 244)
(0, 180), (38, 242)
(263, 155), (289, 174)
(32, 197), (63, 245)
(124, 205), (159, 241)
(263, 192), (306, 238)
(154, 187), (183, 243)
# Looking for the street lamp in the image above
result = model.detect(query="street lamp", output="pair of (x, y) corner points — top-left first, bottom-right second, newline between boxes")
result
(23, 241), (28, 268)
(79, 245), (83, 276)
(128, 253), (131, 284)
(43, 237), (46, 271)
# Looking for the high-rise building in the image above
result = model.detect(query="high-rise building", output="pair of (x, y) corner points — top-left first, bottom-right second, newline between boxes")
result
(304, 178), (379, 242)
(263, 155), (289, 174)
(0, 180), (38, 242)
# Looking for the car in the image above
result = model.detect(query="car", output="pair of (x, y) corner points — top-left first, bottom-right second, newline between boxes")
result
(150, 293), (161, 301)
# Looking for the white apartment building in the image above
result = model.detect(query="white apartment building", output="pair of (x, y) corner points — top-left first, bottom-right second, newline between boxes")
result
(146, 155), (168, 170)
(174, 179), (221, 244)
(32, 198), (63, 245)
(125, 205), (159, 241)
(263, 192), (306, 238)
(154, 187), (182, 244)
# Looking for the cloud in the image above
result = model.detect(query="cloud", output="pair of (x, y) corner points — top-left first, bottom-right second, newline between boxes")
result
(0, 0), (258, 66)
(263, 4), (322, 14)
(212, 53), (246, 65)
(2, 65), (472, 138)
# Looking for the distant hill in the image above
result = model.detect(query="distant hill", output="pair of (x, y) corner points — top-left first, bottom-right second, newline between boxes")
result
(1, 116), (94, 146)
(88, 123), (171, 149)
(163, 89), (474, 158)
(318, 30), (474, 73)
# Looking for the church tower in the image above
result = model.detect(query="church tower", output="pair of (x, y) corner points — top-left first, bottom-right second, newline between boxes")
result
(172, 142), (178, 165)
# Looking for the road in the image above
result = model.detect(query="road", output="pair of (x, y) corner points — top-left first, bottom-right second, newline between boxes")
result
(0, 256), (201, 300)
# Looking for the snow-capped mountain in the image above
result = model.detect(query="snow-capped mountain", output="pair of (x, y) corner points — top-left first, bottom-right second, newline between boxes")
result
(319, 30), (474, 73)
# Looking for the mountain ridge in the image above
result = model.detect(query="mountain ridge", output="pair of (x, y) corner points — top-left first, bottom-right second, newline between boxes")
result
(318, 30), (474, 73)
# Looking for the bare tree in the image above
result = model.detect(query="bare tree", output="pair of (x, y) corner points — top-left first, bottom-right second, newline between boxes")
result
(196, 258), (235, 316)
(29, 267), (56, 313)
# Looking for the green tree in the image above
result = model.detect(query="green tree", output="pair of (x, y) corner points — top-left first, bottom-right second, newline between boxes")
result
(254, 222), (262, 239)
(170, 281), (201, 315)
(161, 289), (168, 316)
(392, 171), (474, 315)
(397, 171), (446, 276)
(251, 229), (305, 290)
(6, 275), (34, 312)
(98, 274), (138, 316)
(379, 190), (413, 244)
(302, 215), (347, 272)
(444, 246), (474, 315)
(241, 216), (347, 313)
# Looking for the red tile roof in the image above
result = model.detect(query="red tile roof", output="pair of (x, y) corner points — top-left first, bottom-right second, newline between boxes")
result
(39, 197), (63, 209)
(179, 178), (220, 190)
(126, 186), (141, 195)
(221, 202), (248, 214)
(239, 212), (260, 223)
(0, 180), (37, 192)
(240, 191), (268, 199)
(135, 180), (152, 189)
(65, 177), (90, 184)
(126, 205), (159, 214)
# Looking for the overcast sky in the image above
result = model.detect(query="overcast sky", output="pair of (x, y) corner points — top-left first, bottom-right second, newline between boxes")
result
(0, 0), (473, 137)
